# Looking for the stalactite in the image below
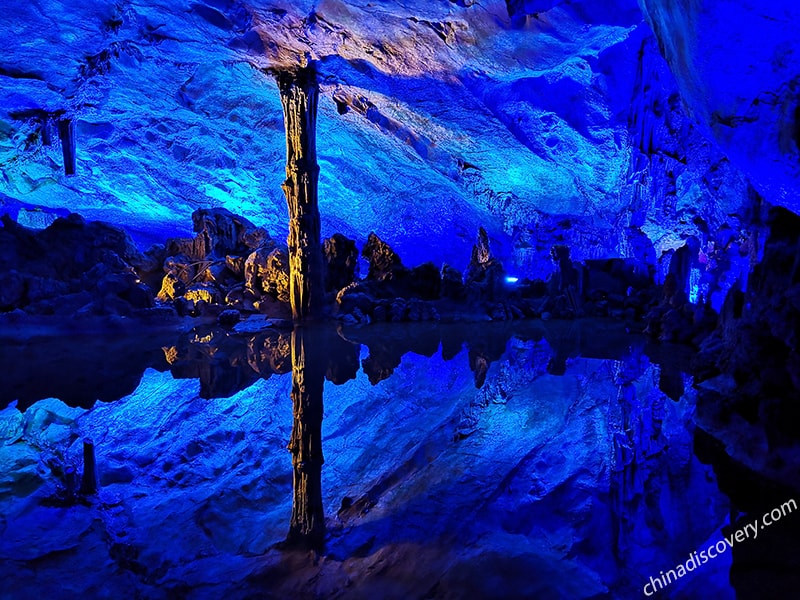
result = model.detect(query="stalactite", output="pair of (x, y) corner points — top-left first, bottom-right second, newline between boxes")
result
(276, 63), (324, 321)
(285, 327), (326, 550)
(58, 117), (76, 176)
(41, 117), (54, 146)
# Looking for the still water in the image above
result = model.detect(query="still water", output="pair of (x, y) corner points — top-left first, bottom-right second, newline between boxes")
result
(0, 320), (740, 598)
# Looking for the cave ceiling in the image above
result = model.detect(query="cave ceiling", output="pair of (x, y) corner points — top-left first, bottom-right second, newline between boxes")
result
(1, 0), (798, 272)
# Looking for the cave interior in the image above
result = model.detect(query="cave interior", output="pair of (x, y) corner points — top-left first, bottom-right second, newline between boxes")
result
(1, 0), (799, 598)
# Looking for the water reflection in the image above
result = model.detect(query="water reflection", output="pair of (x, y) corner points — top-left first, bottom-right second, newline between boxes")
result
(285, 327), (329, 550)
(2, 318), (691, 410)
(0, 319), (749, 597)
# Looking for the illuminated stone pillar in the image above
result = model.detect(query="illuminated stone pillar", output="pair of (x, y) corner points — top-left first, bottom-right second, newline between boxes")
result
(286, 326), (325, 550)
(276, 64), (324, 321)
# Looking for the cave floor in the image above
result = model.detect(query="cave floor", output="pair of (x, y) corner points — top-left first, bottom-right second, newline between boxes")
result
(0, 319), (740, 598)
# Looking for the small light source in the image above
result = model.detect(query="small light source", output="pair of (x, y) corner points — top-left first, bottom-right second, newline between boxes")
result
(505, 276), (519, 284)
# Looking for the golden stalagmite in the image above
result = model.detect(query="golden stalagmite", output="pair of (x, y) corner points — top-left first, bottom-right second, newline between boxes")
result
(276, 63), (325, 321)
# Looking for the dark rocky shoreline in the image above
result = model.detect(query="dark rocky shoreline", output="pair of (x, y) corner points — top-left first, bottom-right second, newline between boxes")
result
(1, 207), (721, 343)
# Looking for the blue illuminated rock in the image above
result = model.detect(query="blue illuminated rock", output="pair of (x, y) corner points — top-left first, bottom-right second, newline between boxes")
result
(641, 0), (800, 211)
(0, 326), (732, 597)
(0, 0), (764, 284)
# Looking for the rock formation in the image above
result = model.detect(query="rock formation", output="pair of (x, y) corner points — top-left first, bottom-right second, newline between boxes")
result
(276, 63), (325, 321)
(362, 232), (403, 282)
(0, 213), (155, 317)
(464, 227), (505, 301)
(322, 233), (358, 293)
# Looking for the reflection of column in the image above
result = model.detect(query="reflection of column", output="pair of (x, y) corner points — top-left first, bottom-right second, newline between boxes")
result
(286, 327), (326, 550)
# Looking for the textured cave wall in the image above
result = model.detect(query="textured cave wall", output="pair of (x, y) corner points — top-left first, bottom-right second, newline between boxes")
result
(639, 0), (800, 211)
(0, 0), (756, 280)
(619, 30), (756, 306)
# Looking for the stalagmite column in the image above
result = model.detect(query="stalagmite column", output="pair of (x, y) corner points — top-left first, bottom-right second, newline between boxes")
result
(276, 63), (324, 321)
(80, 438), (98, 495)
(286, 326), (326, 550)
